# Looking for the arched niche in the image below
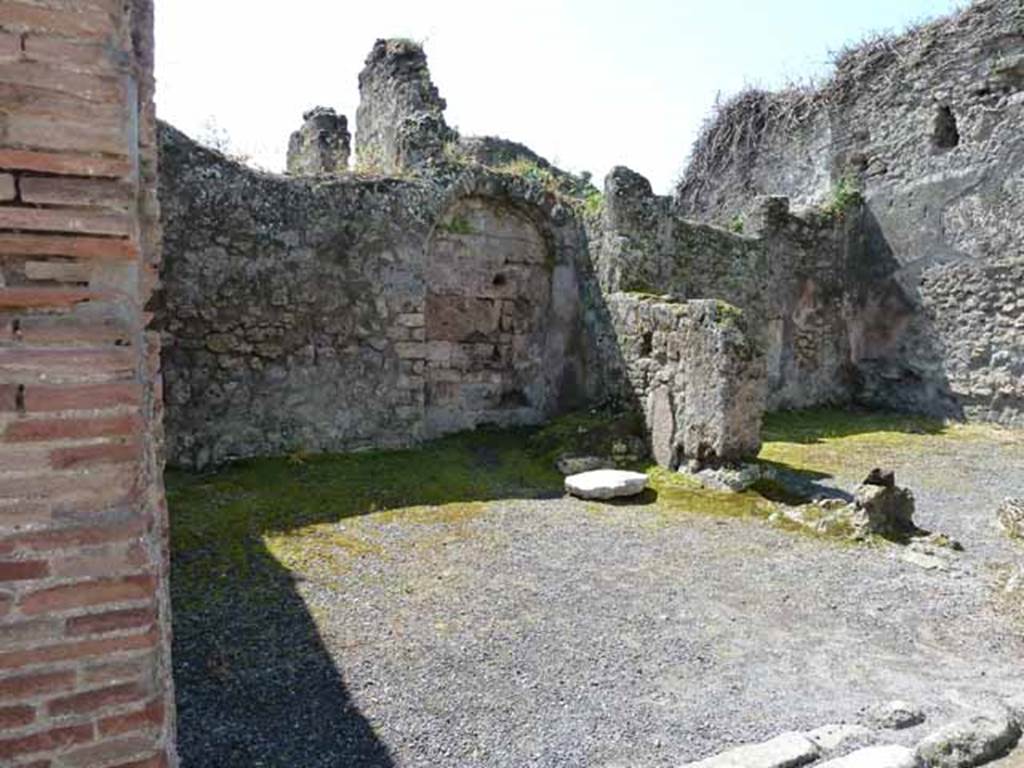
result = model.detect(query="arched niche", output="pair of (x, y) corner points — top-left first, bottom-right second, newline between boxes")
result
(423, 196), (558, 435)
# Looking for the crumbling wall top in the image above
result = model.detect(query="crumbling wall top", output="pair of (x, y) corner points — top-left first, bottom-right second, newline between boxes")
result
(355, 38), (455, 173)
(287, 106), (351, 176)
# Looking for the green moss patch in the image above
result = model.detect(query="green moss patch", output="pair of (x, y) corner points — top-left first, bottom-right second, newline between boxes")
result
(168, 427), (563, 609)
(759, 407), (1016, 483)
(170, 407), (1023, 613)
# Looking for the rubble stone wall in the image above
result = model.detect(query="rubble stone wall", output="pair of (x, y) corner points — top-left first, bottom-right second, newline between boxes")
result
(157, 126), (590, 469)
(675, 0), (1024, 424)
(592, 168), (858, 412)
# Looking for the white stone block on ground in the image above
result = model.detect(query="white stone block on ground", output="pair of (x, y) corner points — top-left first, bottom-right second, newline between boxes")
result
(807, 723), (874, 752)
(680, 731), (820, 768)
(915, 712), (1021, 768)
(564, 469), (648, 500)
(817, 745), (920, 768)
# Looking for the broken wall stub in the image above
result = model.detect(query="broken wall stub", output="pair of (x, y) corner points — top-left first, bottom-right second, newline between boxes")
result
(0, 0), (176, 765)
(355, 38), (455, 173)
(674, 0), (1024, 425)
(607, 294), (767, 467)
(157, 125), (590, 469)
(287, 107), (351, 176)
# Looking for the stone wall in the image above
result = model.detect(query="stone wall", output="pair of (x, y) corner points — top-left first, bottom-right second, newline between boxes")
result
(675, 0), (1024, 424)
(157, 125), (590, 469)
(606, 294), (766, 467)
(592, 167), (858, 412)
(0, 1), (176, 766)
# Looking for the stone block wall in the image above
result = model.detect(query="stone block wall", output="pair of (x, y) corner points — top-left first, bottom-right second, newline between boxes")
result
(157, 126), (589, 468)
(606, 294), (766, 467)
(424, 197), (581, 435)
(674, 0), (1024, 423)
(0, 1), (175, 766)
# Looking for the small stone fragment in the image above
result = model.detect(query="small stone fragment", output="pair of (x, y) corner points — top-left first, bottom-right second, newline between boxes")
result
(816, 745), (919, 768)
(901, 549), (950, 571)
(864, 467), (896, 487)
(680, 731), (820, 768)
(915, 711), (1021, 768)
(691, 462), (764, 492)
(287, 106), (351, 175)
(564, 469), (648, 500)
(852, 482), (917, 537)
(997, 498), (1024, 539)
(868, 700), (926, 730)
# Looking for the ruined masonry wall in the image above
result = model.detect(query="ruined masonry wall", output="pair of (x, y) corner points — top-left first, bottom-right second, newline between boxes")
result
(675, 0), (1024, 424)
(0, 1), (176, 766)
(592, 168), (857, 412)
(158, 125), (590, 469)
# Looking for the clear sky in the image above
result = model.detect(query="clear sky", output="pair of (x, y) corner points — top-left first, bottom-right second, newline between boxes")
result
(155, 0), (964, 194)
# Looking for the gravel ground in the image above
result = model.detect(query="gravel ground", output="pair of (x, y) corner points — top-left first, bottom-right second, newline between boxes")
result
(173, 427), (1024, 767)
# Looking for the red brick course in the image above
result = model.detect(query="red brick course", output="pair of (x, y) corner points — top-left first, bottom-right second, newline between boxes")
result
(19, 574), (155, 615)
(0, 722), (93, 760)
(0, 670), (76, 701)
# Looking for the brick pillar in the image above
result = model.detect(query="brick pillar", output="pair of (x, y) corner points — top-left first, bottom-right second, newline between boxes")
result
(0, 1), (176, 766)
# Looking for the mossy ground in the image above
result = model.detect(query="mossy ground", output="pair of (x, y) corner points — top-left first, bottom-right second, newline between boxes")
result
(759, 407), (1020, 486)
(168, 426), (563, 610)
(168, 407), (1023, 611)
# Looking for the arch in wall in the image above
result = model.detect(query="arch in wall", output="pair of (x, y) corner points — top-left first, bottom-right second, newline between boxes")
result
(422, 193), (578, 436)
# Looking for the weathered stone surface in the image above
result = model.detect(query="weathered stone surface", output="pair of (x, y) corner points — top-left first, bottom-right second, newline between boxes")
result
(157, 124), (589, 468)
(564, 469), (648, 500)
(680, 732), (820, 768)
(592, 166), (855, 412)
(606, 294), (767, 468)
(287, 106), (350, 175)
(997, 498), (1024, 539)
(691, 463), (764, 493)
(1006, 695), (1024, 730)
(852, 483), (916, 537)
(868, 700), (926, 730)
(674, 1), (1024, 426)
(817, 745), (920, 768)
(355, 38), (455, 172)
(864, 467), (896, 488)
(806, 723), (874, 753)
(915, 712), (1021, 768)
(901, 549), (950, 571)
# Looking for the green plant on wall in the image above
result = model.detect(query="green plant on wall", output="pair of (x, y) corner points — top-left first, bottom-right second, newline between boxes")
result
(728, 214), (745, 233)
(442, 141), (472, 167)
(823, 174), (863, 219)
(439, 213), (474, 235)
(492, 158), (561, 195)
(582, 189), (604, 218)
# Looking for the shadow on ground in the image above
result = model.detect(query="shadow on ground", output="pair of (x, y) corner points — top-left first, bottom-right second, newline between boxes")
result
(168, 414), (636, 766)
(166, 407), (958, 766)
